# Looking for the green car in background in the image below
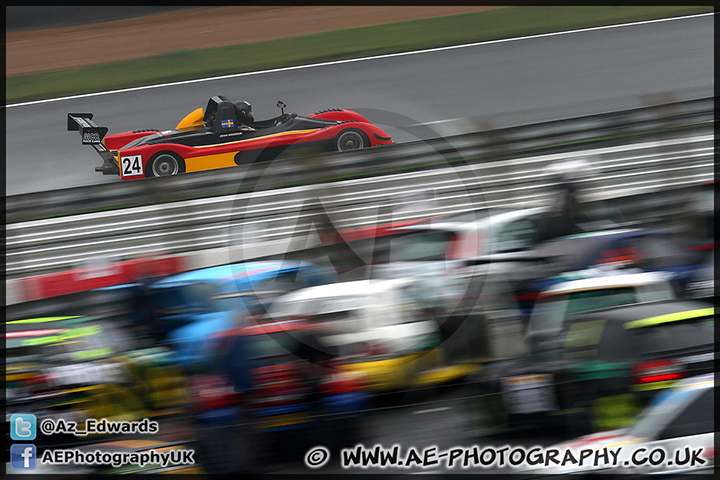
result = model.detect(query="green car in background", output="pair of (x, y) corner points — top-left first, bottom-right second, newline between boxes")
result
(6, 315), (188, 447)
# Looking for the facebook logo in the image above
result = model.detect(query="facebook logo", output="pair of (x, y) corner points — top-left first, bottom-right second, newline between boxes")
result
(10, 444), (37, 470)
(10, 414), (37, 440)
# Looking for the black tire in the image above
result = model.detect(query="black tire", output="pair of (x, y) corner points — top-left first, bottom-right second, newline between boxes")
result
(335, 129), (368, 152)
(146, 152), (185, 177)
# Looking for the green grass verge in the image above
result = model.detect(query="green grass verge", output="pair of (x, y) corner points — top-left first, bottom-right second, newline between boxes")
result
(6, 5), (712, 103)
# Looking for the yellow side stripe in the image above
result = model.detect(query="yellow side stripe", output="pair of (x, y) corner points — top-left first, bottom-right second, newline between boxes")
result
(624, 308), (714, 329)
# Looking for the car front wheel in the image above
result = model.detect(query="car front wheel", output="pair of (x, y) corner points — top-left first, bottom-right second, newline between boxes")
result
(335, 130), (367, 152)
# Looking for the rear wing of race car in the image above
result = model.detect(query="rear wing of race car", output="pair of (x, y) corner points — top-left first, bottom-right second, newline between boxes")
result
(67, 113), (108, 144)
(67, 113), (119, 175)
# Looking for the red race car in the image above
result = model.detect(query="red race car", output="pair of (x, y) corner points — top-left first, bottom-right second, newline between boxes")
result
(68, 95), (393, 179)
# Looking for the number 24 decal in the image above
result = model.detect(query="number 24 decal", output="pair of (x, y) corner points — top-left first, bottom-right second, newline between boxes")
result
(121, 155), (143, 176)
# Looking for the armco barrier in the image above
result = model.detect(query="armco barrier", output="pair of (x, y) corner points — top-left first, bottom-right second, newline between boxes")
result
(5, 99), (714, 305)
(6, 165), (711, 306)
(6, 133), (712, 283)
(6, 180), (708, 307)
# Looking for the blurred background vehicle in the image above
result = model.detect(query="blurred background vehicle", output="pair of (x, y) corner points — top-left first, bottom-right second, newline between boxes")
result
(319, 205), (587, 316)
(139, 261), (337, 369)
(370, 207), (560, 316)
(466, 299), (714, 438)
(266, 277), (477, 394)
(525, 269), (677, 352)
(526, 373), (714, 475)
(486, 228), (704, 319)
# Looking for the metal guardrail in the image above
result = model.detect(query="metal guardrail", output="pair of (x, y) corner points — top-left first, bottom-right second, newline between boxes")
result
(6, 131), (713, 280)
(6, 97), (713, 223)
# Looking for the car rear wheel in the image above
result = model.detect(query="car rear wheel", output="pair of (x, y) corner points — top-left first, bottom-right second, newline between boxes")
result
(147, 152), (185, 177)
(335, 129), (367, 152)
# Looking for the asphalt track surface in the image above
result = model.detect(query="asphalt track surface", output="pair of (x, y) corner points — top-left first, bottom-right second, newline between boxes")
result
(6, 14), (713, 196)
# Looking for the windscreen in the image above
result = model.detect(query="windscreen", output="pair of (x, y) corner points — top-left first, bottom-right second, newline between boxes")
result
(270, 295), (366, 319)
(245, 332), (300, 361)
(531, 288), (639, 333)
(389, 230), (454, 262)
(566, 288), (639, 314)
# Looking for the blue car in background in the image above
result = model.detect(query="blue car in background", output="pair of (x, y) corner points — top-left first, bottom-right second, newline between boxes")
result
(142, 261), (338, 369)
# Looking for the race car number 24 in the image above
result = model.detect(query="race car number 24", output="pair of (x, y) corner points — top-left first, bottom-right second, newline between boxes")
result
(121, 155), (143, 177)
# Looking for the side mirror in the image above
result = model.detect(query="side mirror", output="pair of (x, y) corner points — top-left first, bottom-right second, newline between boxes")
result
(277, 101), (286, 115)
